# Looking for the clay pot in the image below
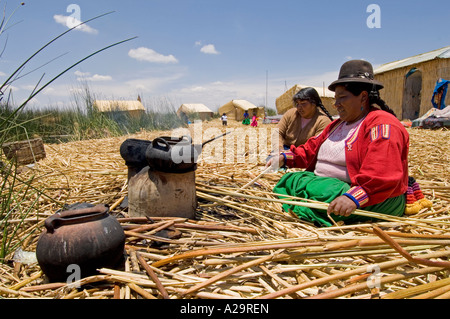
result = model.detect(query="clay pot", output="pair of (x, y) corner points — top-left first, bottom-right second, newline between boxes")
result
(36, 204), (125, 283)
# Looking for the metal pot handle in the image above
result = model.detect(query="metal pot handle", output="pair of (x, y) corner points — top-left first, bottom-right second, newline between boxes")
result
(152, 137), (170, 150)
(181, 135), (192, 144)
(44, 204), (109, 233)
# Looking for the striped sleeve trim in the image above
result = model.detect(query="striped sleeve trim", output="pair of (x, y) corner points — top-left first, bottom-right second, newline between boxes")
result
(370, 124), (391, 141)
(343, 186), (369, 208)
(282, 152), (294, 160)
(281, 151), (295, 168)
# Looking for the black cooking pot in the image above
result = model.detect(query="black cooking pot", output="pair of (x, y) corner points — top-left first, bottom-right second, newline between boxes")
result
(119, 138), (152, 168)
(36, 204), (125, 283)
(145, 135), (200, 173)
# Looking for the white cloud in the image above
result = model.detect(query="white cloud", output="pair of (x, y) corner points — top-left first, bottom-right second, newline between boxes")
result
(75, 71), (112, 82)
(200, 44), (220, 55)
(74, 70), (90, 77)
(128, 47), (178, 64)
(86, 74), (112, 82)
(53, 14), (98, 34)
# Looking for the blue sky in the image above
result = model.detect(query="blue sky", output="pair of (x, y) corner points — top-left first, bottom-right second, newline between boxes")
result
(1, 0), (449, 112)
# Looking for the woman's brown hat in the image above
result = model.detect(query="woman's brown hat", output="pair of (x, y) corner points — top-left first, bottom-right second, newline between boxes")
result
(328, 60), (384, 92)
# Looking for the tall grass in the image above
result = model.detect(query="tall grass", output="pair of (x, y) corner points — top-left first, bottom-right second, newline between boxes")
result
(1, 83), (187, 144)
(0, 7), (136, 262)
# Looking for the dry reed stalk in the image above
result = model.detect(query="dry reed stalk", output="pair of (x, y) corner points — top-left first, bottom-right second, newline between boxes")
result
(173, 221), (259, 234)
(382, 277), (450, 299)
(113, 284), (120, 299)
(259, 265), (304, 298)
(411, 283), (450, 299)
(307, 266), (445, 299)
(124, 230), (192, 245)
(182, 252), (278, 296)
(434, 290), (450, 299)
(151, 235), (448, 270)
(357, 227), (450, 239)
(3, 120), (449, 299)
(281, 245), (442, 263)
(373, 226), (450, 268)
(257, 249), (450, 299)
(127, 282), (157, 299)
(152, 245), (308, 268)
(143, 220), (176, 235)
(9, 271), (42, 290)
(136, 252), (170, 299)
(0, 285), (34, 297)
(199, 186), (449, 228)
(21, 282), (66, 292)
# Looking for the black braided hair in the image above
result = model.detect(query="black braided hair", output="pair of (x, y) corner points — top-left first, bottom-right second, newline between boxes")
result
(368, 89), (397, 117)
(293, 87), (334, 121)
(317, 104), (334, 121)
(342, 83), (397, 117)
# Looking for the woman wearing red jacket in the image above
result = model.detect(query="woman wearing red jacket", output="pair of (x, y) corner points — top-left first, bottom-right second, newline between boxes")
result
(267, 60), (410, 226)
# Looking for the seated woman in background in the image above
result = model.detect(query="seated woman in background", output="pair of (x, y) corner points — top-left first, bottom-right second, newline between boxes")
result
(266, 60), (418, 227)
(242, 110), (250, 125)
(275, 87), (333, 152)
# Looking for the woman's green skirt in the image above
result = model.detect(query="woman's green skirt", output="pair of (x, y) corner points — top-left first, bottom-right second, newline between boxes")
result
(273, 171), (405, 227)
(242, 118), (250, 125)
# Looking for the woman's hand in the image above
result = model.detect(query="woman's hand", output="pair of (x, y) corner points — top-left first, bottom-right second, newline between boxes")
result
(265, 154), (285, 170)
(327, 195), (357, 217)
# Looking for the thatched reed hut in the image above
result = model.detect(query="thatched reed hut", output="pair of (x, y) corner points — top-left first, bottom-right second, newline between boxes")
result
(275, 85), (336, 116)
(176, 104), (214, 122)
(374, 46), (450, 120)
(93, 99), (145, 118)
(219, 100), (265, 121)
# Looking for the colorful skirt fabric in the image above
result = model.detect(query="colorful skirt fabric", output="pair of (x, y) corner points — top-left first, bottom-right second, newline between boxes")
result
(242, 118), (250, 125)
(273, 171), (405, 227)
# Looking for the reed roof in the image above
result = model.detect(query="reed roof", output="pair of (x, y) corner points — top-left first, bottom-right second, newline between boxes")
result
(220, 99), (258, 111)
(375, 45), (450, 75)
(93, 100), (145, 112)
(177, 104), (214, 115)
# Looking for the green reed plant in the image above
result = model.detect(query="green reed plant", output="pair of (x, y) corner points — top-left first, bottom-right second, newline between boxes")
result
(0, 6), (136, 262)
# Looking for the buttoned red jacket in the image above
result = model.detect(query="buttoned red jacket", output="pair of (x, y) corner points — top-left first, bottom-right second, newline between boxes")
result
(283, 109), (409, 208)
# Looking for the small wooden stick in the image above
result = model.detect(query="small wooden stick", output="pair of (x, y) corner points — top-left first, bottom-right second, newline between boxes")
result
(113, 284), (121, 299)
(327, 212), (345, 234)
(9, 271), (43, 290)
(136, 252), (170, 299)
(373, 225), (450, 268)
(109, 196), (125, 210)
(21, 282), (66, 292)
(127, 282), (158, 299)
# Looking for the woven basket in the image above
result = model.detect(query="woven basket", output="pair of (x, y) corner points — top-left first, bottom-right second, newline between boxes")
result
(2, 138), (46, 165)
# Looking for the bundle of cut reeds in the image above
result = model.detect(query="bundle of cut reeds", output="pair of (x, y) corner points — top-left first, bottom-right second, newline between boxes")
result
(0, 120), (449, 299)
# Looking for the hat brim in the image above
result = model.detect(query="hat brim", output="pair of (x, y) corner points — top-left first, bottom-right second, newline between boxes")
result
(328, 78), (384, 92)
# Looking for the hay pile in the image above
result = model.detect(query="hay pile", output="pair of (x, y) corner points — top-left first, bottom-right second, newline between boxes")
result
(0, 119), (449, 299)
